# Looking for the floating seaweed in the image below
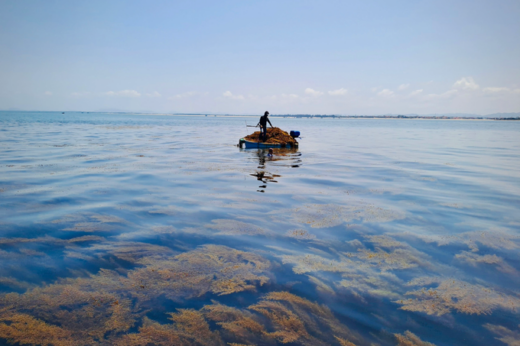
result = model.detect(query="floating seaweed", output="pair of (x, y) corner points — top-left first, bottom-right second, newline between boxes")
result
(455, 251), (517, 274)
(394, 331), (436, 346)
(484, 324), (520, 346)
(83, 241), (176, 264)
(281, 251), (404, 300)
(286, 202), (405, 228)
(114, 310), (223, 346)
(365, 235), (409, 249)
(0, 313), (76, 346)
(202, 301), (270, 345)
(0, 277), (35, 291)
(113, 292), (361, 346)
(416, 228), (520, 252)
(205, 219), (268, 236)
(308, 275), (336, 296)
(0, 245), (272, 345)
(396, 278), (520, 315)
(48, 213), (128, 232)
(249, 291), (361, 345)
(355, 248), (425, 271)
(338, 271), (402, 301)
(286, 229), (317, 240)
(281, 253), (357, 275)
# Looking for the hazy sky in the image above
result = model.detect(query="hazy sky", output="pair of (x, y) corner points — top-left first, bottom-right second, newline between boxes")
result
(1, 0), (519, 114)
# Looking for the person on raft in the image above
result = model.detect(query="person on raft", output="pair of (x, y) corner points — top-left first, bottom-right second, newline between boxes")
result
(257, 111), (273, 142)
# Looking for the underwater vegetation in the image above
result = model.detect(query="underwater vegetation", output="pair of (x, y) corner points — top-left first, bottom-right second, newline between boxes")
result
(205, 219), (269, 236)
(397, 278), (520, 316)
(0, 238), (449, 346)
(484, 324), (520, 346)
(2, 114), (520, 345)
(281, 202), (405, 228)
(0, 245), (273, 345)
(394, 331), (435, 346)
(115, 291), (362, 346)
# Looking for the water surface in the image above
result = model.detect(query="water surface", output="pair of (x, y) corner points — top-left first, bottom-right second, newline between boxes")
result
(0, 111), (519, 345)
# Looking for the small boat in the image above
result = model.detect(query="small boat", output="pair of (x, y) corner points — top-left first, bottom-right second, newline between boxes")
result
(239, 138), (298, 149)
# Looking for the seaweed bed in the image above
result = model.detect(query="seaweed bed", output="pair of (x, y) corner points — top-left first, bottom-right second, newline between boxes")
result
(244, 127), (298, 145)
(2, 112), (520, 346)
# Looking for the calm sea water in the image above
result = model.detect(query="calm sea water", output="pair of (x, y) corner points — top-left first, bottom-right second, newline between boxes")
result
(0, 111), (519, 346)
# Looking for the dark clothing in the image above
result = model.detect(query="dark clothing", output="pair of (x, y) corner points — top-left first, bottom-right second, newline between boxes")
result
(257, 115), (272, 142)
(258, 115), (272, 129)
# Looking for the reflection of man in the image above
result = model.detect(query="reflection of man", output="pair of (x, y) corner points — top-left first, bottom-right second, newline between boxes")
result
(257, 111), (273, 142)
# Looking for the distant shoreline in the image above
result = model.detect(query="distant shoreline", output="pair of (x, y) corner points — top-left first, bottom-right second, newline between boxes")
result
(1, 110), (519, 120)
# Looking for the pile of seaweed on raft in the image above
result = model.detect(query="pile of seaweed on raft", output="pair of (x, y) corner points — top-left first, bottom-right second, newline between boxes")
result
(244, 127), (298, 145)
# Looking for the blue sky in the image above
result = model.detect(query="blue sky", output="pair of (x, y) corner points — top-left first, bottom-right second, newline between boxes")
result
(1, 0), (519, 114)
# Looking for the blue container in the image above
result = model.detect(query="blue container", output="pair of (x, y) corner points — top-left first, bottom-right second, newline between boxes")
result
(290, 130), (300, 138)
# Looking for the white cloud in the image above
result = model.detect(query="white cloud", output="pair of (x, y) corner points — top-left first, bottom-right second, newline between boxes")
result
(483, 87), (510, 93)
(398, 84), (410, 91)
(169, 91), (206, 99)
(424, 89), (458, 100)
(105, 90), (141, 97)
(304, 88), (324, 96)
(71, 92), (90, 97)
(44, 91), (52, 96)
(371, 87), (380, 92)
(146, 91), (161, 98)
(408, 89), (423, 97)
(328, 88), (348, 96)
(453, 77), (479, 90)
(377, 89), (394, 97)
(223, 91), (244, 100)
(281, 93), (299, 99)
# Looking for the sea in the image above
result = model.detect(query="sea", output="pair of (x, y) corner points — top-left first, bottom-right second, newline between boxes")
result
(0, 111), (519, 346)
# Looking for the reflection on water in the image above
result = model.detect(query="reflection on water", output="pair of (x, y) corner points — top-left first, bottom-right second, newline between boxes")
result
(0, 111), (519, 345)
(245, 148), (301, 192)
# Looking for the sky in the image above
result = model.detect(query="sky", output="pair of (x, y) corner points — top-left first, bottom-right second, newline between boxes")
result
(0, 0), (519, 115)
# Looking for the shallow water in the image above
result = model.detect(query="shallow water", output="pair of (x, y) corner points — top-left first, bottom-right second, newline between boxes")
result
(0, 111), (519, 346)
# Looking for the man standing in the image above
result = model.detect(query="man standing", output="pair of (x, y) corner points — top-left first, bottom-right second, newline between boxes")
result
(257, 111), (273, 142)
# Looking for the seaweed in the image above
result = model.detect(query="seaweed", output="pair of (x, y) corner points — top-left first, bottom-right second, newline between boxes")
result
(281, 251), (404, 300)
(0, 313), (76, 346)
(205, 219), (268, 236)
(484, 324), (520, 346)
(286, 230), (316, 240)
(0, 245), (272, 345)
(48, 213), (127, 232)
(416, 228), (520, 252)
(396, 278), (520, 315)
(308, 276), (336, 296)
(249, 291), (360, 346)
(202, 301), (269, 345)
(0, 277), (35, 291)
(394, 331), (436, 346)
(455, 251), (517, 274)
(287, 203), (404, 228)
(338, 271), (402, 300)
(355, 248), (425, 271)
(0, 235), (104, 245)
(102, 292), (361, 346)
(83, 241), (176, 264)
(365, 235), (409, 249)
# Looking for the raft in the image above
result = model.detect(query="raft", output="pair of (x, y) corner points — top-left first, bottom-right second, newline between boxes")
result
(239, 138), (298, 149)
